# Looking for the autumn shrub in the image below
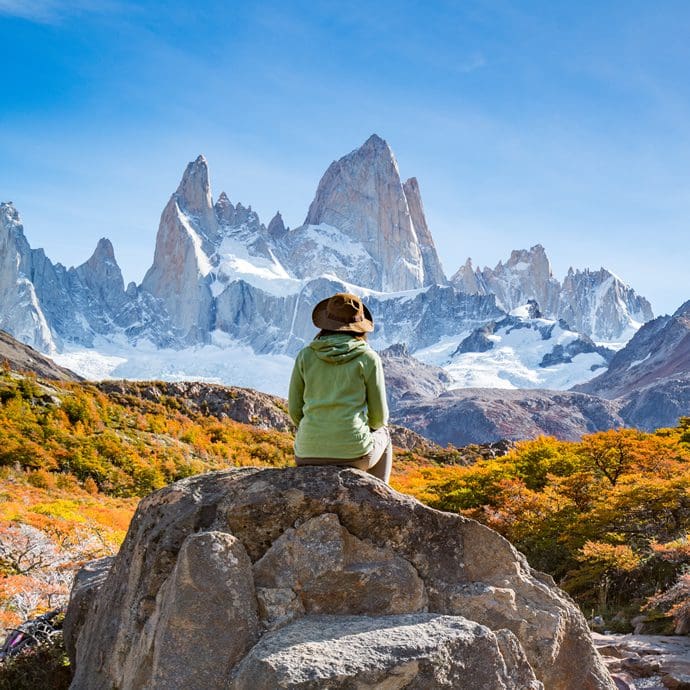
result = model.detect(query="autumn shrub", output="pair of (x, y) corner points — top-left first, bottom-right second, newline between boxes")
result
(26, 469), (56, 490)
(83, 477), (98, 495)
(16, 375), (41, 401)
(0, 634), (71, 690)
(394, 421), (690, 626)
(645, 572), (690, 634)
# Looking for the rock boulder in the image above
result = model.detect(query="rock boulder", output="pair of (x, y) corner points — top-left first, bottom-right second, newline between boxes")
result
(66, 467), (615, 690)
(229, 614), (541, 690)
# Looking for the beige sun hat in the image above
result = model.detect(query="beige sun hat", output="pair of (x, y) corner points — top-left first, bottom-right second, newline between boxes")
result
(311, 293), (374, 333)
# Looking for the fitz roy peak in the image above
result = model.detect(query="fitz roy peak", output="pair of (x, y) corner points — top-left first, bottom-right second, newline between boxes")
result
(140, 135), (464, 349)
(0, 134), (655, 398)
(290, 133), (445, 291)
(141, 135), (446, 324)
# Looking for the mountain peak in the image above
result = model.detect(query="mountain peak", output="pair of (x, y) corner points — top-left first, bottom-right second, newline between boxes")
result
(91, 237), (116, 262)
(362, 133), (389, 150)
(505, 244), (549, 267)
(403, 176), (419, 191)
(267, 211), (287, 240)
(172, 154), (219, 249)
(175, 154), (213, 219)
(357, 134), (395, 165)
(450, 257), (484, 293)
(300, 135), (428, 291)
(77, 236), (124, 300)
(673, 300), (690, 318)
(0, 201), (20, 224)
(214, 191), (235, 225)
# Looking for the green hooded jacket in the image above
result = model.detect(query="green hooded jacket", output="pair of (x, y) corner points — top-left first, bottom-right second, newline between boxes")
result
(288, 333), (389, 459)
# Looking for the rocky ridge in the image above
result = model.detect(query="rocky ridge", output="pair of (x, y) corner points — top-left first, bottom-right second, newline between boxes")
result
(451, 244), (653, 342)
(96, 379), (294, 432)
(65, 467), (615, 690)
(576, 300), (690, 430)
(393, 387), (625, 446)
(387, 299), (690, 442)
(0, 201), (174, 353)
(1, 135), (652, 363)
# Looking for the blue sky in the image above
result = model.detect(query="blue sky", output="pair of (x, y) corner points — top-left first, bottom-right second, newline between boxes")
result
(1, 0), (689, 316)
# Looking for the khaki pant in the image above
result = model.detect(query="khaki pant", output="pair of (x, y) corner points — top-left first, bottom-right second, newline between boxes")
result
(295, 427), (393, 483)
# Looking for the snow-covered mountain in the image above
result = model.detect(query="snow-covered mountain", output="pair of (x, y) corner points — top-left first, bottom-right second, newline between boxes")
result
(0, 201), (172, 353)
(0, 134), (655, 398)
(281, 134), (445, 291)
(0, 202), (54, 352)
(414, 303), (614, 390)
(124, 137), (502, 356)
(451, 244), (652, 342)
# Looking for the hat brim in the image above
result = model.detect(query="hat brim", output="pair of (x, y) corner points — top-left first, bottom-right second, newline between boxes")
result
(311, 297), (375, 333)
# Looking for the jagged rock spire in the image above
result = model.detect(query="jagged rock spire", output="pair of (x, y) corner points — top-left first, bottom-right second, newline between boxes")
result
(450, 258), (483, 294)
(402, 177), (446, 286)
(176, 155), (212, 216)
(214, 191), (235, 225)
(75, 238), (125, 308)
(267, 211), (287, 240)
(175, 154), (219, 245)
(142, 156), (217, 342)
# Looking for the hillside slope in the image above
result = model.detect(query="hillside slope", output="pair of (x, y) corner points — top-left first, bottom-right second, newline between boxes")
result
(0, 329), (81, 381)
(577, 300), (690, 430)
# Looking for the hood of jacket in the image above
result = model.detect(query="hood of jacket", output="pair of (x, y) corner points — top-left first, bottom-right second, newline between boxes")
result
(309, 334), (369, 363)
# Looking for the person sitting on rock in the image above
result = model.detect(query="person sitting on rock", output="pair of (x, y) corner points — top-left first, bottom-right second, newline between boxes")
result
(288, 292), (392, 483)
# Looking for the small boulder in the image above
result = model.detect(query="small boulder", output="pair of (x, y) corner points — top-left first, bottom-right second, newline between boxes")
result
(228, 614), (543, 690)
(611, 672), (636, 690)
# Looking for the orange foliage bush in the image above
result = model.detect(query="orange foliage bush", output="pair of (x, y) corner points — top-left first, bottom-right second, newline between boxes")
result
(393, 421), (690, 624)
(0, 371), (298, 631)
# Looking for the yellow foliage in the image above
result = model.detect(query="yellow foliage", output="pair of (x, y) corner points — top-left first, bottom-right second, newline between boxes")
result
(579, 541), (641, 572)
(395, 422), (690, 617)
(0, 375), (295, 498)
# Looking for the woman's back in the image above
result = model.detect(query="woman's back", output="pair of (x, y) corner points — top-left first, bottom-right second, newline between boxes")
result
(288, 292), (392, 483)
(289, 333), (388, 459)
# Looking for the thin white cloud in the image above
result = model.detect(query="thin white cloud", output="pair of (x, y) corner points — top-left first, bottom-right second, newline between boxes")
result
(456, 52), (487, 74)
(0, 0), (123, 24)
